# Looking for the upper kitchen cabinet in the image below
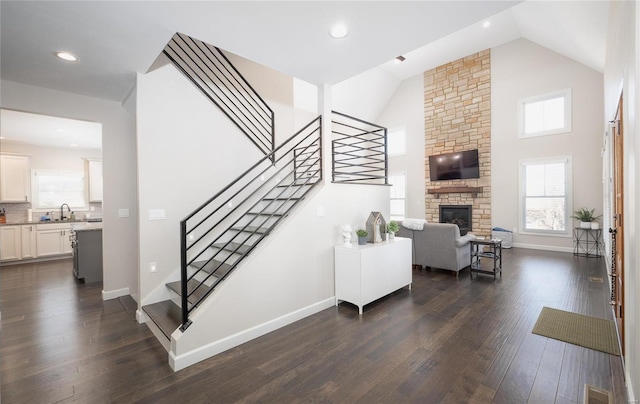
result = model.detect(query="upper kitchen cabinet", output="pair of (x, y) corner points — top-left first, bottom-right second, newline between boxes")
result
(0, 154), (31, 202)
(87, 160), (103, 202)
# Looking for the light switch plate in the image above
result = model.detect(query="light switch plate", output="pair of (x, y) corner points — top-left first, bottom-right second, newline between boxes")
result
(118, 208), (130, 218)
(316, 206), (325, 217)
(149, 209), (165, 220)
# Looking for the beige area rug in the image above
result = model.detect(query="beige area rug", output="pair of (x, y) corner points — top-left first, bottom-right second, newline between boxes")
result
(532, 307), (620, 356)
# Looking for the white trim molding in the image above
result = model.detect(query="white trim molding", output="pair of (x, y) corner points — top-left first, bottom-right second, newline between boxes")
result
(102, 287), (130, 301)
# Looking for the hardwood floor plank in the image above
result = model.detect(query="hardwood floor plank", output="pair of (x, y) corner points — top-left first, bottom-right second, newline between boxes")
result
(0, 250), (627, 403)
(527, 338), (565, 403)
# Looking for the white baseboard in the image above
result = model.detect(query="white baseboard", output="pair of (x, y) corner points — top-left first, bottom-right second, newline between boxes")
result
(136, 309), (146, 324)
(102, 287), (130, 301)
(169, 297), (335, 371)
(511, 243), (573, 253)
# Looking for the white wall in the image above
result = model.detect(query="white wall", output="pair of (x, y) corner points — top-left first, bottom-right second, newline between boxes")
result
(377, 74), (426, 219)
(332, 67), (401, 123)
(1, 80), (139, 301)
(139, 51), (392, 370)
(171, 182), (389, 369)
(136, 63), (263, 303)
(604, 1), (639, 401)
(491, 39), (604, 252)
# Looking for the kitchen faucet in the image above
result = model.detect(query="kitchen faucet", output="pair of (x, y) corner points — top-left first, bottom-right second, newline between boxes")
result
(60, 203), (71, 220)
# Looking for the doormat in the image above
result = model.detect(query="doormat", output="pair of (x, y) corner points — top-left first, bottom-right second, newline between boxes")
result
(532, 307), (620, 355)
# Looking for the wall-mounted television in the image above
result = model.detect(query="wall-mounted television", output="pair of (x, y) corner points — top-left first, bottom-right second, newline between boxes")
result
(428, 149), (480, 181)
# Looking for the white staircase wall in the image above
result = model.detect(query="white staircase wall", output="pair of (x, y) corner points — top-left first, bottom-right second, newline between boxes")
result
(170, 181), (390, 370)
(136, 53), (286, 305)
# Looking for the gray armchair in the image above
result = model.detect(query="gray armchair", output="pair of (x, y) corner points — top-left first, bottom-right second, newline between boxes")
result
(398, 222), (475, 277)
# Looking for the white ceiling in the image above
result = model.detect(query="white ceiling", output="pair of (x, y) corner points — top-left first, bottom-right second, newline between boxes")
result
(0, 1), (609, 145)
(1, 0), (608, 105)
(0, 109), (102, 149)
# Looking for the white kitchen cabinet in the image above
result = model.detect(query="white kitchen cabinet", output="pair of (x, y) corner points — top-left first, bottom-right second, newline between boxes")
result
(334, 237), (412, 314)
(0, 226), (22, 260)
(20, 225), (37, 259)
(0, 154), (31, 203)
(88, 160), (103, 202)
(36, 223), (72, 257)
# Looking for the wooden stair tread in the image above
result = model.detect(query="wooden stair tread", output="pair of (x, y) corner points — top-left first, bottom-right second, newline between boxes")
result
(142, 300), (181, 340)
(245, 211), (285, 217)
(191, 258), (232, 275)
(211, 241), (252, 254)
(166, 279), (212, 305)
(262, 197), (302, 201)
(229, 225), (270, 234)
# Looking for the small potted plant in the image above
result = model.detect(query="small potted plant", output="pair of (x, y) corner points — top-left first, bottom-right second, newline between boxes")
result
(356, 229), (368, 245)
(571, 208), (601, 229)
(386, 221), (399, 240)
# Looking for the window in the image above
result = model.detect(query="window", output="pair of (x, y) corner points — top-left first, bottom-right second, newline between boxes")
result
(387, 127), (406, 156)
(519, 157), (572, 235)
(518, 89), (572, 138)
(33, 169), (86, 210)
(389, 173), (406, 221)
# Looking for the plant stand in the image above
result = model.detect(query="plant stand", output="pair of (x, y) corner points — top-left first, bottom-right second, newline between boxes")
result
(573, 227), (602, 257)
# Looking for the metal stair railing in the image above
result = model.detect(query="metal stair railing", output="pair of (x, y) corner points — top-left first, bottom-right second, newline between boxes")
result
(331, 110), (388, 185)
(179, 116), (322, 330)
(163, 32), (275, 157)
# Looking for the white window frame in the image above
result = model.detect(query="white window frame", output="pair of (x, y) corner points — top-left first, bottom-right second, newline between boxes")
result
(31, 169), (87, 211)
(518, 88), (572, 138)
(387, 127), (406, 157)
(518, 156), (572, 236)
(388, 172), (406, 221)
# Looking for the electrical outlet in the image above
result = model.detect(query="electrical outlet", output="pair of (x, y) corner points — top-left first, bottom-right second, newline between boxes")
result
(149, 262), (157, 273)
(118, 208), (129, 218)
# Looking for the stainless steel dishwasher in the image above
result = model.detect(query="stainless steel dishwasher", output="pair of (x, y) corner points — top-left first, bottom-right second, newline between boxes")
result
(72, 227), (103, 283)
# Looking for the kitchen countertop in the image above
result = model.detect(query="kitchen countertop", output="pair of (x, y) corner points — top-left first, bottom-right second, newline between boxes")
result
(0, 219), (102, 227)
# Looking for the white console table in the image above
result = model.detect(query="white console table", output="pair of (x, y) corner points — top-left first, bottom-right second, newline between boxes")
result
(334, 237), (412, 314)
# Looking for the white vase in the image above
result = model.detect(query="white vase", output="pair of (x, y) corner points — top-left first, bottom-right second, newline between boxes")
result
(580, 221), (591, 229)
(591, 222), (600, 230)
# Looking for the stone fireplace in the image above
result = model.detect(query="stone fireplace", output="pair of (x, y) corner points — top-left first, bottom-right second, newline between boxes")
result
(424, 49), (491, 237)
(439, 205), (472, 235)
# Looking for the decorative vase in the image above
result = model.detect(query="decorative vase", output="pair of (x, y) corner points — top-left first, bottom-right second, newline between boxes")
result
(580, 221), (591, 229)
(341, 224), (352, 246)
(591, 222), (600, 230)
(358, 236), (367, 245)
(388, 232), (395, 241)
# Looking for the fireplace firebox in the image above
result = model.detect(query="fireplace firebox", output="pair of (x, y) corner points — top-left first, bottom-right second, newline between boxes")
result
(439, 205), (472, 236)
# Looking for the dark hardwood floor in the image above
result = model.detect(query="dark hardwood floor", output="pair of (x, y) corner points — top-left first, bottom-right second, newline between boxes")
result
(0, 249), (627, 403)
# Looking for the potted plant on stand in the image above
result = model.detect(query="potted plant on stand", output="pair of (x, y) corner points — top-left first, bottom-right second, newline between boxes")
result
(356, 229), (368, 245)
(386, 221), (399, 240)
(571, 208), (601, 229)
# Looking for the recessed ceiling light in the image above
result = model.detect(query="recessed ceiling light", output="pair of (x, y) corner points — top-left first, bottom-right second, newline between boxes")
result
(55, 128), (65, 133)
(482, 21), (491, 28)
(329, 24), (349, 39)
(394, 56), (406, 64)
(70, 143), (79, 147)
(55, 51), (78, 62)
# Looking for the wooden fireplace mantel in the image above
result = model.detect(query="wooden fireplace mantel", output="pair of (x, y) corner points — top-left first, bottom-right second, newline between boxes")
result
(427, 186), (483, 198)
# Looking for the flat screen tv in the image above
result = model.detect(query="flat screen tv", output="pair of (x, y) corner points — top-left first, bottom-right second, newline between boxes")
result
(429, 149), (480, 181)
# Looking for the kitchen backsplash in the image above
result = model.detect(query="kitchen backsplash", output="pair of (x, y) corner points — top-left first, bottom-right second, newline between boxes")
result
(0, 202), (103, 223)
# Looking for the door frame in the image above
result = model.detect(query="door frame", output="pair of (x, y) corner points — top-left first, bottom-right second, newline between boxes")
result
(611, 94), (624, 355)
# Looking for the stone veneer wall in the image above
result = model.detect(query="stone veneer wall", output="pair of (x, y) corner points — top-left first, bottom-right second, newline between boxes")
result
(424, 50), (491, 236)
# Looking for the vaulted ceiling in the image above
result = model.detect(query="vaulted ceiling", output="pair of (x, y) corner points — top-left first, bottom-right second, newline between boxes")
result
(1, 1), (608, 104)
